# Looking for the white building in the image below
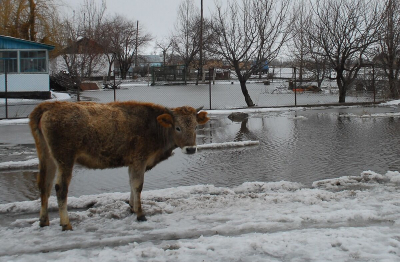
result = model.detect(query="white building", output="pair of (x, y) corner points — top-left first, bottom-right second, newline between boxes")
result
(0, 35), (54, 99)
(50, 37), (113, 80)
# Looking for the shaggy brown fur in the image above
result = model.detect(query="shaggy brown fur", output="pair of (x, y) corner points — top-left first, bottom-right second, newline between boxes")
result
(29, 101), (209, 231)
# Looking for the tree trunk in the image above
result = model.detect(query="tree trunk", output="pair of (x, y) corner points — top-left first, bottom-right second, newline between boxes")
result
(120, 70), (127, 80)
(107, 62), (113, 81)
(28, 0), (36, 41)
(337, 79), (346, 103)
(120, 61), (130, 80)
(239, 79), (255, 107)
(388, 73), (399, 99)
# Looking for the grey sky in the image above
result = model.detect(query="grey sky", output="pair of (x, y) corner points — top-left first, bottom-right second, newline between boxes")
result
(64, 0), (216, 53)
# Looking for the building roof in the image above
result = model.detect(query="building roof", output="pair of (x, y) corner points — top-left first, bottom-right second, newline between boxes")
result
(138, 55), (163, 64)
(62, 37), (104, 54)
(0, 35), (55, 50)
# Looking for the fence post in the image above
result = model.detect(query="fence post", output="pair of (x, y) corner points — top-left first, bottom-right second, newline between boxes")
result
(293, 67), (297, 107)
(113, 69), (116, 101)
(213, 67), (216, 85)
(5, 59), (8, 119)
(372, 64), (375, 103)
(209, 73), (212, 110)
(147, 64), (150, 86)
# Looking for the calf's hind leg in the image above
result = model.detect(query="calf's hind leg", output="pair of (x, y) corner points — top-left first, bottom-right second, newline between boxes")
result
(37, 156), (56, 227)
(54, 164), (74, 231)
(128, 165), (146, 221)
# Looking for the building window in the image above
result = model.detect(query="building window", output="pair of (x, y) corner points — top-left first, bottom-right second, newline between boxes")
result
(0, 51), (18, 73)
(20, 51), (47, 73)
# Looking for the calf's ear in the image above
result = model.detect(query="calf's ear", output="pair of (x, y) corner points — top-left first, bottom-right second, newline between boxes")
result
(157, 114), (174, 128)
(196, 111), (210, 125)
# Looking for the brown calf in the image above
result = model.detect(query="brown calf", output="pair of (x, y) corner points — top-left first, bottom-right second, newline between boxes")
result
(29, 101), (209, 231)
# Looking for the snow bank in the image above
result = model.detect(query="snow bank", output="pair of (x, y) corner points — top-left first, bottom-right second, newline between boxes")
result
(206, 107), (305, 115)
(313, 170), (400, 189)
(50, 92), (71, 101)
(0, 91), (70, 106)
(197, 141), (260, 149)
(0, 92), (71, 125)
(0, 158), (38, 171)
(0, 171), (399, 261)
(380, 99), (400, 106)
(0, 118), (29, 126)
(338, 112), (400, 118)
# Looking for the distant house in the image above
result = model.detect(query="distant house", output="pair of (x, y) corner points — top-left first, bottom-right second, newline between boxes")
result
(50, 37), (112, 80)
(137, 55), (163, 68)
(0, 35), (54, 99)
(114, 55), (163, 77)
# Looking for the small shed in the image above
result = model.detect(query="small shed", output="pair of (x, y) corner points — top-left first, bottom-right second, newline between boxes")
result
(0, 35), (55, 99)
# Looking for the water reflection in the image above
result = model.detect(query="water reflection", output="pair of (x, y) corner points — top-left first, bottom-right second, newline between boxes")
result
(234, 119), (259, 142)
(2, 108), (400, 204)
(0, 170), (38, 203)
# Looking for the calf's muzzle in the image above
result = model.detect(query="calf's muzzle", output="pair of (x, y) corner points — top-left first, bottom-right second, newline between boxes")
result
(182, 146), (197, 154)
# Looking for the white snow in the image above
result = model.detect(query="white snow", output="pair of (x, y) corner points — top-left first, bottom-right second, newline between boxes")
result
(338, 112), (400, 118)
(380, 99), (400, 106)
(205, 107), (305, 115)
(197, 141), (260, 149)
(49, 92), (71, 101)
(0, 92), (70, 125)
(2, 101), (400, 261)
(0, 158), (38, 171)
(0, 118), (29, 125)
(0, 91), (71, 106)
(0, 171), (399, 261)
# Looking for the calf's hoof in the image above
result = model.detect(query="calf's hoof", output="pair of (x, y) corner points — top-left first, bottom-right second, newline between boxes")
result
(61, 223), (73, 231)
(39, 218), (49, 227)
(137, 215), (147, 222)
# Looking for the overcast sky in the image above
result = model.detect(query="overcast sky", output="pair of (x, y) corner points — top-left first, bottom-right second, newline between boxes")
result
(63, 0), (217, 54)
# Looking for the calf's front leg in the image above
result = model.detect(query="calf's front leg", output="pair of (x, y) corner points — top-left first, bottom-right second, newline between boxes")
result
(128, 165), (146, 221)
(55, 164), (73, 231)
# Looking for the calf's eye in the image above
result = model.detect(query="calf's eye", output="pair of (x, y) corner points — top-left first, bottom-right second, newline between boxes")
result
(176, 127), (181, 132)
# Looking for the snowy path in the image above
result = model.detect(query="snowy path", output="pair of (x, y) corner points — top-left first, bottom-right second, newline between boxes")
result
(0, 171), (400, 261)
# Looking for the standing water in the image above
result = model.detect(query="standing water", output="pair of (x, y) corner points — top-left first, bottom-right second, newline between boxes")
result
(1, 106), (400, 204)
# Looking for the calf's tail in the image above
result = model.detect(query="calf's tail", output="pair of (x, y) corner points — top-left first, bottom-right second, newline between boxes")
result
(29, 102), (56, 209)
(29, 102), (53, 137)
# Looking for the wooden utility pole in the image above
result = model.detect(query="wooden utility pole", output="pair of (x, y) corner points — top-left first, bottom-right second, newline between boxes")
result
(135, 20), (139, 69)
(199, 0), (203, 82)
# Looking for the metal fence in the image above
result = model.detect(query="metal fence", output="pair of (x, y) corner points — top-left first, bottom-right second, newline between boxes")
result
(0, 66), (387, 119)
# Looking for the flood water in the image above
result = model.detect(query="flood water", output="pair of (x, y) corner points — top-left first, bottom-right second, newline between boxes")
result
(1, 106), (400, 204)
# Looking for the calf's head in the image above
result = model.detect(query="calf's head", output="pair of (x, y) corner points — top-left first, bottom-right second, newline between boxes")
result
(157, 106), (209, 154)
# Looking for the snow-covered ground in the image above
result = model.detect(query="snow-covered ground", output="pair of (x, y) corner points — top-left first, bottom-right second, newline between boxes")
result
(0, 171), (399, 261)
(0, 92), (71, 106)
(1, 102), (400, 261)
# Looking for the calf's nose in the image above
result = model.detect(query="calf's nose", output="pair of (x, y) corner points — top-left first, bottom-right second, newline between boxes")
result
(183, 146), (197, 154)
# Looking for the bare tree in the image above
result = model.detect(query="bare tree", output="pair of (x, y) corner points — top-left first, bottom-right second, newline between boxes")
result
(0, 0), (60, 43)
(58, 16), (80, 77)
(289, 0), (309, 82)
(98, 20), (117, 81)
(58, 0), (107, 78)
(210, 0), (292, 107)
(291, 2), (329, 88)
(375, 0), (400, 99)
(110, 15), (136, 80)
(109, 15), (152, 79)
(155, 39), (172, 66)
(304, 42), (330, 89)
(171, 0), (200, 78)
(306, 0), (382, 103)
(79, 0), (107, 78)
